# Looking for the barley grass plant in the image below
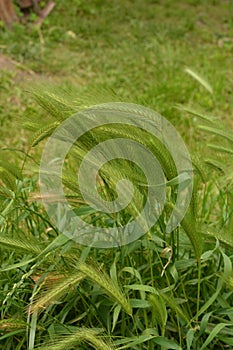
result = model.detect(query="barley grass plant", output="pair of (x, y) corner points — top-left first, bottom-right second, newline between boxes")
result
(0, 87), (232, 349)
(0, 1), (232, 349)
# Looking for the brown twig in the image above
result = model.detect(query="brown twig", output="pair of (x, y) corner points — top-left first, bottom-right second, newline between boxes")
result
(35, 1), (55, 26)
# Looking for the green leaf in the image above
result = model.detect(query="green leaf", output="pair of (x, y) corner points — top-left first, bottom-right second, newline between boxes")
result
(115, 335), (156, 349)
(28, 311), (38, 350)
(129, 299), (150, 308)
(124, 284), (157, 294)
(160, 292), (190, 324)
(185, 67), (213, 94)
(221, 250), (232, 277)
(153, 336), (181, 349)
(186, 328), (195, 350)
(198, 312), (212, 338)
(149, 294), (167, 335)
(195, 279), (223, 319)
(200, 323), (233, 350)
(112, 304), (121, 332)
(0, 258), (35, 272)
(120, 267), (142, 283)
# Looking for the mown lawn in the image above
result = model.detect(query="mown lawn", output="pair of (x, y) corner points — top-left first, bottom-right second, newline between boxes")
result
(1, 0), (232, 137)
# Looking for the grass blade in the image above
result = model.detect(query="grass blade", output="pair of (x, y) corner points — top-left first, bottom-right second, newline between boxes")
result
(200, 323), (233, 350)
(185, 68), (213, 94)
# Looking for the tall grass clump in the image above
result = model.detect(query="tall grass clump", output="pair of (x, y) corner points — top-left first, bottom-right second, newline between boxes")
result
(0, 88), (232, 350)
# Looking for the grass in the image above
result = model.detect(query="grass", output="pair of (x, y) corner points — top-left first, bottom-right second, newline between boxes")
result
(1, 1), (233, 127)
(0, 0), (233, 349)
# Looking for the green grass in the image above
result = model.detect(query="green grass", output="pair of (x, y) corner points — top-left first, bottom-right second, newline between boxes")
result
(1, 1), (233, 132)
(0, 1), (233, 349)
